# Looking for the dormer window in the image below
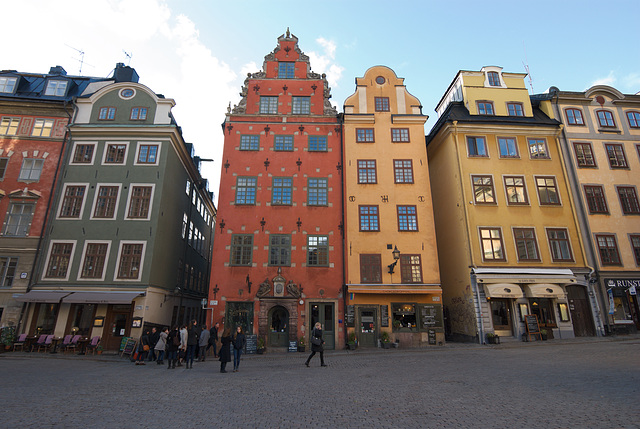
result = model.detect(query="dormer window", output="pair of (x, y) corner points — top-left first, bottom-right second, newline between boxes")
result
(99, 107), (116, 120)
(487, 71), (500, 86)
(0, 77), (18, 93)
(130, 107), (148, 121)
(278, 62), (295, 78)
(477, 101), (494, 115)
(45, 80), (68, 96)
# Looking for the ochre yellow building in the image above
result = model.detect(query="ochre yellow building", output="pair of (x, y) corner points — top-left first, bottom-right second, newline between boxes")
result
(343, 66), (442, 347)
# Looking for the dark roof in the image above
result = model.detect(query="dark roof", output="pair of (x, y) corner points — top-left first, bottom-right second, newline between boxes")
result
(427, 101), (560, 145)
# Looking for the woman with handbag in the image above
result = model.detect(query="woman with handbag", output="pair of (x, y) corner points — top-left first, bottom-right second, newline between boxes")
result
(305, 322), (327, 367)
(218, 327), (232, 373)
(135, 329), (150, 365)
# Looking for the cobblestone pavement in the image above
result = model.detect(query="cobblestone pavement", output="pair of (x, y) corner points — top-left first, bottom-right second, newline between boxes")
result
(1, 336), (639, 429)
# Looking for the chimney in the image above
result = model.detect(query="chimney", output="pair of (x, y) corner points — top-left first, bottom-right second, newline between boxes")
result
(49, 66), (67, 76)
(113, 63), (139, 83)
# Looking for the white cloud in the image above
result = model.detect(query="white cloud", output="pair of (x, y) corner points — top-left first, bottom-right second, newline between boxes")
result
(307, 37), (345, 89)
(623, 73), (640, 92)
(240, 61), (260, 78)
(589, 70), (616, 88)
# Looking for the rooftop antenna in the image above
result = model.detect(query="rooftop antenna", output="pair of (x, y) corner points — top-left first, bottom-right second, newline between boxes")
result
(522, 42), (534, 93)
(65, 44), (90, 75)
(123, 50), (133, 66)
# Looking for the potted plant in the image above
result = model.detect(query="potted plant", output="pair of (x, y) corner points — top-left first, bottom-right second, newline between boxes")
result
(540, 329), (548, 341)
(96, 345), (103, 355)
(257, 336), (266, 354)
(297, 336), (305, 353)
(347, 332), (357, 350)
(486, 332), (500, 344)
(392, 319), (401, 330)
(381, 331), (391, 349)
(1, 326), (15, 351)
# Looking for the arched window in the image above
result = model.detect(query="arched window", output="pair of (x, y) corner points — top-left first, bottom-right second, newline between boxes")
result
(596, 110), (616, 128)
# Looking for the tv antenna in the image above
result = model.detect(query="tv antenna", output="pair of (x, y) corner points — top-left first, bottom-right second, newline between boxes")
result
(522, 42), (534, 93)
(123, 50), (133, 66)
(65, 44), (92, 75)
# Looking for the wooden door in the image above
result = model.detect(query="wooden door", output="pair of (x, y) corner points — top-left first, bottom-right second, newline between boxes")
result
(104, 304), (132, 350)
(566, 286), (596, 337)
(358, 307), (377, 347)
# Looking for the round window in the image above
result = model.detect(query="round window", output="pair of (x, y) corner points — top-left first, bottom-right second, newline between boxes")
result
(375, 76), (385, 85)
(120, 88), (134, 98)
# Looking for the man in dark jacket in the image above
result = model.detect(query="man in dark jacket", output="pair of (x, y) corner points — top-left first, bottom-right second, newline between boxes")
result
(207, 322), (219, 358)
(148, 327), (160, 362)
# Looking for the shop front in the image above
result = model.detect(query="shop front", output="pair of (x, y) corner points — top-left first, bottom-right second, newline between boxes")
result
(604, 277), (640, 334)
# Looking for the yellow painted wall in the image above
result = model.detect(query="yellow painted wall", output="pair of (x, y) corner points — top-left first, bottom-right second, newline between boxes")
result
(461, 72), (532, 117)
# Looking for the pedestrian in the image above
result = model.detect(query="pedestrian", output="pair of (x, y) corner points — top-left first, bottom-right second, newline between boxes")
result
(148, 327), (160, 362)
(305, 322), (327, 367)
(198, 324), (210, 362)
(185, 322), (198, 369)
(192, 319), (201, 360)
(166, 325), (180, 369)
(207, 322), (219, 358)
(135, 329), (150, 365)
(155, 327), (168, 365)
(232, 326), (246, 372)
(178, 324), (188, 367)
(219, 327), (232, 373)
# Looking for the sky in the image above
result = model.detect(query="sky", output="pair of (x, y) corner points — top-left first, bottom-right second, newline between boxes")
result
(5, 0), (639, 204)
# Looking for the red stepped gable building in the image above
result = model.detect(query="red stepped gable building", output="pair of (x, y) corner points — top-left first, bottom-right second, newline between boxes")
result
(209, 30), (344, 349)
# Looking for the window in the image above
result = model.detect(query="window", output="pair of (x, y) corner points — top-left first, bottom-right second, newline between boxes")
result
(472, 175), (495, 204)
(230, 234), (253, 266)
(630, 234), (640, 265)
(308, 178), (327, 206)
(259, 96), (278, 114)
(627, 111), (640, 128)
(357, 160), (377, 184)
(59, 185), (86, 218)
(400, 255), (423, 283)
(0, 257), (18, 287)
(72, 144), (95, 163)
(117, 243), (143, 279)
(356, 129), (374, 143)
(375, 97), (389, 112)
(278, 62), (295, 78)
(137, 144), (158, 164)
(504, 176), (528, 205)
(391, 129), (410, 142)
(308, 136), (327, 151)
(274, 135), (294, 151)
(360, 254), (382, 283)
(19, 159), (44, 181)
(573, 142), (596, 167)
(596, 110), (616, 128)
(565, 108), (585, 125)
(479, 228), (505, 261)
(307, 235), (328, 266)
(605, 144), (628, 168)
(513, 228), (540, 261)
(127, 186), (152, 218)
(359, 205), (380, 231)
(31, 119), (54, 137)
(394, 160), (414, 184)
(617, 186), (640, 214)
(45, 80), (68, 96)
(292, 97), (310, 114)
(397, 206), (418, 231)
(235, 177), (257, 205)
(547, 228), (573, 261)
(269, 234), (291, 266)
(80, 243), (108, 279)
(528, 138), (549, 159)
(487, 71), (500, 86)
(596, 234), (621, 265)
(477, 101), (494, 115)
(467, 136), (487, 157)
(105, 144), (126, 163)
(99, 107), (116, 120)
(272, 177), (292, 205)
(536, 176), (560, 205)
(3, 203), (33, 236)
(128, 107), (147, 121)
(507, 103), (524, 117)
(0, 158), (7, 179)
(240, 135), (259, 151)
(45, 242), (73, 278)
(0, 77), (17, 93)
(584, 185), (608, 214)
(498, 137), (518, 158)
(93, 186), (119, 218)
(0, 117), (20, 135)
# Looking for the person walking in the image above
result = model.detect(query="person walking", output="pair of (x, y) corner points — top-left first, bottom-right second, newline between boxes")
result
(219, 327), (232, 373)
(198, 324), (210, 362)
(148, 327), (159, 362)
(207, 322), (219, 358)
(232, 326), (246, 372)
(154, 327), (168, 365)
(185, 321), (198, 369)
(178, 324), (188, 367)
(166, 326), (180, 369)
(135, 329), (150, 365)
(305, 322), (327, 367)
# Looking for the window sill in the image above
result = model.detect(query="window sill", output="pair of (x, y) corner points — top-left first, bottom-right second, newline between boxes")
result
(598, 128), (621, 134)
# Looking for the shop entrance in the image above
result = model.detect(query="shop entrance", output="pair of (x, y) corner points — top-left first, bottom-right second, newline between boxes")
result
(566, 285), (596, 337)
(268, 306), (289, 347)
(310, 302), (334, 350)
(489, 299), (513, 336)
(104, 304), (132, 350)
(358, 307), (377, 347)
(225, 302), (254, 335)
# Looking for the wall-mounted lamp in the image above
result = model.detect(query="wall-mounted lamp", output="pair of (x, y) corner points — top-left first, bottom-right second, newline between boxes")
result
(387, 246), (400, 274)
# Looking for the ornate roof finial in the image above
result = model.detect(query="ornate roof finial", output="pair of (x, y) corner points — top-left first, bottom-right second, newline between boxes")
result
(286, 27), (290, 38)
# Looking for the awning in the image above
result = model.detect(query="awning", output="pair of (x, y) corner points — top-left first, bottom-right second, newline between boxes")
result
(62, 291), (144, 304)
(523, 284), (566, 299)
(474, 267), (576, 284)
(348, 285), (442, 294)
(15, 291), (71, 303)
(483, 283), (524, 299)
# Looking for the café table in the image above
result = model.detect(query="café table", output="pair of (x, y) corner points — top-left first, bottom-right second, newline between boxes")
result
(77, 337), (89, 355)
(49, 337), (62, 354)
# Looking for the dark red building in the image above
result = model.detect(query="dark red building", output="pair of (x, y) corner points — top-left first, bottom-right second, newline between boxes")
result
(210, 30), (344, 349)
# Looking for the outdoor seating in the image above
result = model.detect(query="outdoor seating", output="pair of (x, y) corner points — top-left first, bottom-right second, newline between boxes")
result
(58, 335), (73, 353)
(37, 335), (55, 353)
(12, 334), (28, 352)
(63, 335), (82, 354)
(85, 336), (101, 355)
(32, 334), (47, 352)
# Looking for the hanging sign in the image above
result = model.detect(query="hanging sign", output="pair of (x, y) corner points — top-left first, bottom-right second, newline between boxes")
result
(608, 289), (615, 315)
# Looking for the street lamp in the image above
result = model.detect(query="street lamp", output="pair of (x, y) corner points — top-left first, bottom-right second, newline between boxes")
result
(388, 246), (401, 274)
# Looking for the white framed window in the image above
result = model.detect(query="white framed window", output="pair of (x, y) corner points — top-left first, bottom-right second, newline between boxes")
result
(18, 158), (44, 181)
(44, 80), (68, 96)
(31, 119), (54, 137)
(90, 183), (122, 220)
(99, 107), (116, 120)
(70, 142), (97, 165)
(57, 183), (89, 219)
(124, 183), (155, 220)
(42, 240), (76, 281)
(77, 241), (111, 281)
(134, 142), (161, 165)
(3, 203), (34, 236)
(0, 117), (20, 135)
(0, 256), (18, 287)
(130, 107), (148, 121)
(0, 77), (18, 93)
(114, 240), (146, 281)
(102, 142), (129, 165)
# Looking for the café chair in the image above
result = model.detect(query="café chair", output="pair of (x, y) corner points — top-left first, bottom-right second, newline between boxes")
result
(32, 334), (48, 352)
(86, 336), (101, 355)
(64, 335), (82, 354)
(13, 334), (28, 352)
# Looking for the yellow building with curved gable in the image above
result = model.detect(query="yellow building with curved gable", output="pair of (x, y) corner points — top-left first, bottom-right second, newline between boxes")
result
(342, 66), (443, 347)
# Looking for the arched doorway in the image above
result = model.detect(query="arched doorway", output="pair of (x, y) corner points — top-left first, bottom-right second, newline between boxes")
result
(268, 306), (289, 347)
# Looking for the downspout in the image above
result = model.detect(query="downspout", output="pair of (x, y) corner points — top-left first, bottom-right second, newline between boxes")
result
(338, 113), (348, 347)
(551, 95), (606, 336)
(450, 121), (484, 343)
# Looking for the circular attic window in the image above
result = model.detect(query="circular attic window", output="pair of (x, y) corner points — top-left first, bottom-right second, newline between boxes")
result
(120, 88), (135, 98)
(375, 76), (385, 85)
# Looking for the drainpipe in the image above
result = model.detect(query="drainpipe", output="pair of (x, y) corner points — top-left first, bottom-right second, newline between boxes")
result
(338, 113), (347, 348)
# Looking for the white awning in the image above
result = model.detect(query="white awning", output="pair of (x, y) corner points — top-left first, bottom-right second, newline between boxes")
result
(523, 284), (566, 299)
(483, 283), (524, 299)
(348, 285), (442, 294)
(15, 291), (71, 303)
(474, 267), (576, 284)
(62, 291), (144, 304)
